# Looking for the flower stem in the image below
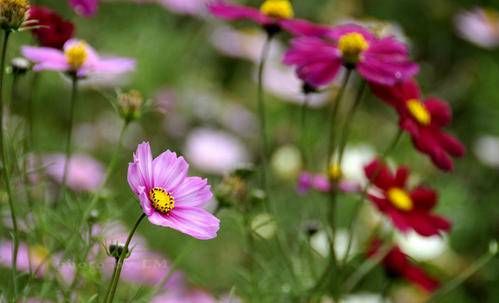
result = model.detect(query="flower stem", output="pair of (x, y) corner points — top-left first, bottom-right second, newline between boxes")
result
(299, 92), (310, 168)
(0, 30), (18, 299)
(426, 241), (498, 303)
(105, 213), (146, 303)
(310, 69), (352, 298)
(57, 75), (78, 202)
(257, 34), (272, 194)
(336, 81), (366, 166)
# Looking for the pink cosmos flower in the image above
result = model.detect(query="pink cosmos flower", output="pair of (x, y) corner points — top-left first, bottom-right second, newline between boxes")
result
(41, 153), (105, 192)
(209, 1), (331, 37)
(127, 142), (220, 240)
(22, 39), (135, 78)
(69, 0), (99, 17)
(455, 8), (499, 49)
(158, 0), (211, 16)
(284, 23), (419, 86)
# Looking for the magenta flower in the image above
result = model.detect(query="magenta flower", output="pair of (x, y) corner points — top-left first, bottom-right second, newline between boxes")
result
(208, 0), (331, 37)
(284, 23), (419, 86)
(297, 171), (360, 195)
(127, 142), (220, 240)
(69, 0), (99, 17)
(21, 39), (135, 78)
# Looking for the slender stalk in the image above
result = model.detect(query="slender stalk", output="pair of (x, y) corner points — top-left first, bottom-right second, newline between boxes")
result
(102, 259), (119, 303)
(0, 30), (18, 299)
(309, 70), (352, 298)
(256, 34), (272, 193)
(340, 129), (403, 266)
(299, 93), (310, 168)
(426, 242), (498, 303)
(343, 241), (393, 292)
(337, 81), (366, 165)
(57, 75), (78, 202)
(105, 213), (146, 303)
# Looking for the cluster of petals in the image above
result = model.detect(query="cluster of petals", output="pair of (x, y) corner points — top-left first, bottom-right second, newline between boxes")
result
(368, 238), (440, 292)
(208, 1), (331, 37)
(29, 5), (75, 49)
(127, 142), (220, 240)
(370, 79), (466, 171)
(283, 23), (419, 87)
(364, 159), (451, 237)
(22, 39), (135, 78)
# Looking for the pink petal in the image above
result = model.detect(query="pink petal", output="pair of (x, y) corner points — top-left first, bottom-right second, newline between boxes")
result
(152, 150), (189, 191)
(91, 57), (136, 74)
(208, 2), (268, 25)
(173, 177), (212, 208)
(138, 189), (155, 216)
(22, 46), (68, 72)
(148, 207), (220, 240)
(69, 0), (99, 17)
(133, 142), (154, 189)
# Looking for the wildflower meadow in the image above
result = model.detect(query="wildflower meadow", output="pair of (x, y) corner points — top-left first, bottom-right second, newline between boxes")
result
(0, 0), (498, 302)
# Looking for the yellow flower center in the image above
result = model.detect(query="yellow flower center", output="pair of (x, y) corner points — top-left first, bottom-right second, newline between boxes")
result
(259, 0), (294, 19)
(406, 99), (431, 126)
(149, 187), (175, 213)
(328, 163), (343, 181)
(387, 188), (413, 211)
(0, 0), (29, 29)
(64, 42), (88, 70)
(338, 33), (369, 64)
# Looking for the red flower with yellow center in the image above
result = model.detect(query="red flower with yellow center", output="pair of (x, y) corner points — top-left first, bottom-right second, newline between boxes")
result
(367, 238), (440, 292)
(370, 79), (465, 171)
(364, 159), (451, 237)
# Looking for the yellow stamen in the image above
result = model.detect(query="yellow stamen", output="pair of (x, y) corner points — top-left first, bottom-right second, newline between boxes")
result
(328, 163), (343, 181)
(64, 42), (88, 70)
(387, 188), (413, 211)
(149, 187), (175, 213)
(338, 32), (369, 64)
(406, 99), (431, 126)
(259, 0), (294, 19)
(0, 0), (29, 29)
(29, 245), (50, 265)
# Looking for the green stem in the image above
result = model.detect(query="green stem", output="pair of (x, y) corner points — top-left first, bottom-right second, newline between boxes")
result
(0, 30), (18, 299)
(102, 259), (119, 303)
(310, 70), (352, 298)
(300, 93), (310, 168)
(341, 129), (403, 266)
(58, 75), (78, 202)
(426, 242), (498, 303)
(337, 81), (366, 166)
(256, 34), (272, 194)
(105, 213), (146, 303)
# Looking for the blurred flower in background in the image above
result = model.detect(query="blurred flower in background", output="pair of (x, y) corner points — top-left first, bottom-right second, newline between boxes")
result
(157, 0), (211, 17)
(473, 135), (499, 167)
(455, 7), (499, 49)
(69, 0), (99, 17)
(40, 153), (105, 192)
(185, 128), (250, 175)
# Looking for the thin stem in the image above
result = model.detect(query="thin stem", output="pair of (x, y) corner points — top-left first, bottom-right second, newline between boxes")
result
(341, 128), (403, 266)
(337, 81), (366, 165)
(310, 70), (352, 297)
(300, 93), (311, 168)
(57, 75), (78, 202)
(102, 259), (119, 303)
(426, 242), (498, 303)
(256, 34), (272, 193)
(343, 241), (393, 293)
(0, 30), (18, 299)
(105, 213), (146, 303)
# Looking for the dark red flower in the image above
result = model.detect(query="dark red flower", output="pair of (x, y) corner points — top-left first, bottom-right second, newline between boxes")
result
(370, 79), (465, 171)
(368, 238), (440, 292)
(364, 159), (451, 237)
(208, 1), (331, 37)
(29, 5), (75, 49)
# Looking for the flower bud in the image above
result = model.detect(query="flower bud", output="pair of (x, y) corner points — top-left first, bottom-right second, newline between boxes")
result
(107, 244), (130, 261)
(0, 0), (30, 31)
(118, 89), (143, 123)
